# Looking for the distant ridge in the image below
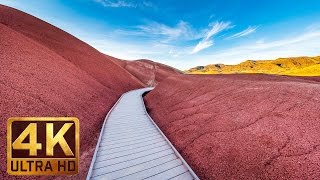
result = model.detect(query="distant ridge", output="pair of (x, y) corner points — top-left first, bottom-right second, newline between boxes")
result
(186, 56), (320, 76)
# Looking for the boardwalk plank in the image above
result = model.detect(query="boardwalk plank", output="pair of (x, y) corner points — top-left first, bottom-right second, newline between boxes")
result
(87, 88), (198, 180)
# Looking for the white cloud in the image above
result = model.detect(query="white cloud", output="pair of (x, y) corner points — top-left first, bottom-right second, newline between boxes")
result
(137, 21), (188, 40)
(84, 36), (187, 61)
(94, 0), (153, 8)
(226, 26), (258, 39)
(87, 39), (157, 59)
(191, 40), (213, 54)
(114, 20), (233, 47)
(191, 21), (232, 54)
(95, 0), (133, 8)
(207, 22), (232, 39)
(135, 21), (203, 42)
(76, 24), (320, 71)
(184, 27), (320, 69)
(209, 14), (215, 20)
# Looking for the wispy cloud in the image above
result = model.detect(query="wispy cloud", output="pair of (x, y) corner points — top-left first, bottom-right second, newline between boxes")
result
(191, 21), (232, 54)
(185, 26), (320, 69)
(78, 22), (320, 70)
(191, 40), (214, 55)
(95, 0), (153, 8)
(136, 21), (196, 41)
(114, 20), (205, 43)
(226, 26), (258, 39)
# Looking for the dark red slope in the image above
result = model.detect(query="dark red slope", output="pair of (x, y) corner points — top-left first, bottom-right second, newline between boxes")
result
(114, 58), (182, 86)
(0, 5), (143, 91)
(144, 74), (320, 179)
(126, 59), (182, 86)
(0, 5), (143, 179)
(105, 54), (128, 68)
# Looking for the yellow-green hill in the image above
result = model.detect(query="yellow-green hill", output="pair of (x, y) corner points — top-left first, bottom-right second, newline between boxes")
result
(186, 56), (320, 76)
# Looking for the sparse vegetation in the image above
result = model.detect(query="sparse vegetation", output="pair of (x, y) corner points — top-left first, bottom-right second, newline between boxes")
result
(186, 56), (320, 76)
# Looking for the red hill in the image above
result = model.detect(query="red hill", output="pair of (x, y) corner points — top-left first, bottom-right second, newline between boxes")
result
(0, 5), (143, 179)
(107, 55), (182, 86)
(144, 74), (320, 179)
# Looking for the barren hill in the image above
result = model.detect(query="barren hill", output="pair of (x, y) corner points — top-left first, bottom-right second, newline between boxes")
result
(144, 74), (320, 179)
(0, 5), (143, 179)
(107, 55), (182, 86)
(187, 56), (320, 76)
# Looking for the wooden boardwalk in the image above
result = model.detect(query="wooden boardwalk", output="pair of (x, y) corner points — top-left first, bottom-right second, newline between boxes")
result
(87, 88), (199, 180)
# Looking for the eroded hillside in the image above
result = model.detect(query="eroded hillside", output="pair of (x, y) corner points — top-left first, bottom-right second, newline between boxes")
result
(144, 74), (320, 179)
(0, 5), (143, 179)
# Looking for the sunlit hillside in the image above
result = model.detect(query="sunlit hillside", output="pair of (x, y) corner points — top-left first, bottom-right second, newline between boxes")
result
(186, 56), (320, 76)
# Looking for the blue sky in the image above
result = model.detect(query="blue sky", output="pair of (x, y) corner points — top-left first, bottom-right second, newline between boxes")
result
(1, 0), (320, 69)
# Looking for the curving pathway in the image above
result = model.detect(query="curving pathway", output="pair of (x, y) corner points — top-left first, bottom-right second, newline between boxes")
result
(87, 88), (199, 180)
